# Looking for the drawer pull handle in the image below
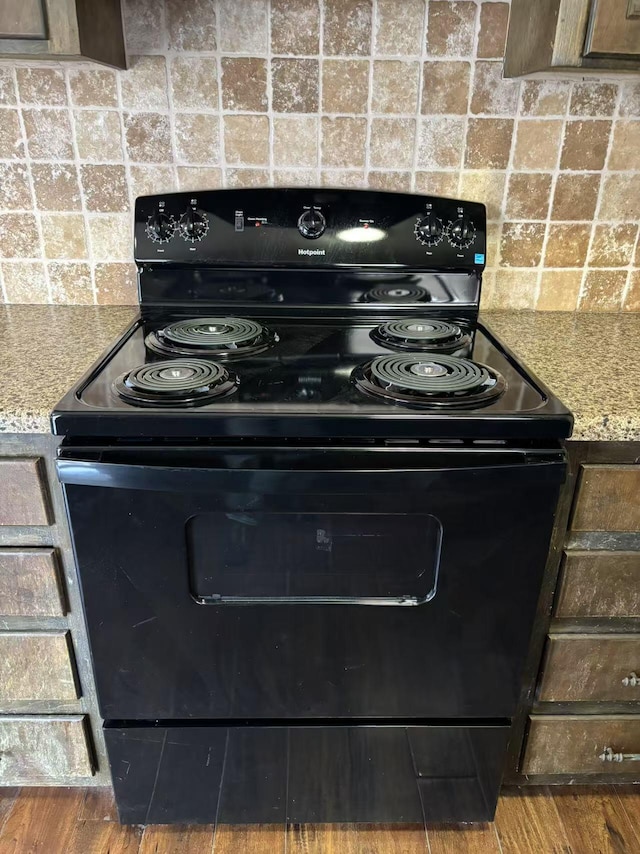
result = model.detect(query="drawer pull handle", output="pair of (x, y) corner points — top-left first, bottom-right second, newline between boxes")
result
(622, 672), (640, 687)
(599, 746), (640, 763)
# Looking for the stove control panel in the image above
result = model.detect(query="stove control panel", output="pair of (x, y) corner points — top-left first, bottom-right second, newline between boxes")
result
(134, 188), (486, 270)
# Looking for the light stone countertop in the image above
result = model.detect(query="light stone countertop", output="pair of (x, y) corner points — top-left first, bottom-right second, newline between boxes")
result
(0, 305), (638, 442)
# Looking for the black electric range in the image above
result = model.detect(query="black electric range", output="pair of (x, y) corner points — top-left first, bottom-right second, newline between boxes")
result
(52, 188), (572, 826)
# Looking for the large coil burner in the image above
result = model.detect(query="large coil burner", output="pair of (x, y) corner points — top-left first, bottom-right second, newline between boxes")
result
(145, 317), (278, 359)
(113, 359), (238, 407)
(371, 319), (471, 353)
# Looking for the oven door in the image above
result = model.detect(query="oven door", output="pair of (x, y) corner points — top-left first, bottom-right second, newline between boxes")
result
(58, 444), (565, 721)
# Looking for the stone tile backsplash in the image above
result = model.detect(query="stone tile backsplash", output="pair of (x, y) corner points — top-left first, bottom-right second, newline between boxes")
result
(0, 0), (638, 310)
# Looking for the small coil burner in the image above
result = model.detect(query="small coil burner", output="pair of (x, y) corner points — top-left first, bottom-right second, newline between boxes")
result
(113, 359), (238, 407)
(352, 353), (505, 408)
(145, 317), (278, 359)
(371, 319), (471, 353)
(361, 284), (430, 303)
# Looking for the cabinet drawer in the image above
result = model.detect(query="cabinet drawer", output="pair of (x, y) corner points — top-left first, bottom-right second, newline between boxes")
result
(539, 634), (640, 702)
(523, 715), (640, 775)
(0, 632), (79, 703)
(0, 549), (65, 617)
(555, 551), (640, 619)
(572, 465), (640, 532)
(0, 458), (51, 526)
(0, 715), (93, 783)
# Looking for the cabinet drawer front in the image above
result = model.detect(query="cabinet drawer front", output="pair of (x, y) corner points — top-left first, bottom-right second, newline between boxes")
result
(539, 634), (640, 702)
(523, 715), (640, 775)
(0, 716), (93, 783)
(572, 465), (640, 532)
(555, 551), (640, 619)
(0, 632), (78, 703)
(0, 549), (65, 617)
(0, 458), (51, 526)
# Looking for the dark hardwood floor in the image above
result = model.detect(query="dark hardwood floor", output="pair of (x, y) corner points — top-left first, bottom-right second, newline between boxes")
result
(0, 785), (638, 853)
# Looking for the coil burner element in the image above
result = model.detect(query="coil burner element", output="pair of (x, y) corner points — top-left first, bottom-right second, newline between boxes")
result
(145, 316), (278, 359)
(371, 319), (471, 353)
(113, 359), (238, 407)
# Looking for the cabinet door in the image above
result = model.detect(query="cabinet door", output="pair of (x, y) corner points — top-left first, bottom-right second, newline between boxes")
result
(0, 0), (47, 39)
(584, 0), (640, 58)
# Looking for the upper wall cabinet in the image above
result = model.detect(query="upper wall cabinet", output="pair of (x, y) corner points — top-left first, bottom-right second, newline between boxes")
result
(0, 0), (126, 68)
(504, 0), (640, 76)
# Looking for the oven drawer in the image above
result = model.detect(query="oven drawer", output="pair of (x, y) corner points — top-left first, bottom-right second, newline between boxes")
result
(104, 722), (509, 825)
(555, 551), (640, 619)
(538, 634), (640, 703)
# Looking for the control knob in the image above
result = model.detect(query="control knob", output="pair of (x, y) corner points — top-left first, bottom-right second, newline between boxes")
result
(298, 209), (326, 239)
(447, 215), (476, 249)
(146, 211), (176, 244)
(414, 212), (444, 247)
(179, 208), (209, 242)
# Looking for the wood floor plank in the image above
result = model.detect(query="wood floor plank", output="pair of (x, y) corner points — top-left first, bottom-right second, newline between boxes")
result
(551, 786), (640, 854)
(427, 823), (501, 854)
(77, 787), (118, 822)
(495, 787), (571, 854)
(288, 823), (428, 854)
(609, 787), (640, 850)
(139, 823), (215, 854)
(0, 787), (85, 854)
(213, 824), (285, 854)
(68, 819), (143, 854)
(0, 788), (19, 837)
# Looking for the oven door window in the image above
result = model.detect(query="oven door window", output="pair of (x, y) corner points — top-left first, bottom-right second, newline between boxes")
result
(188, 512), (442, 605)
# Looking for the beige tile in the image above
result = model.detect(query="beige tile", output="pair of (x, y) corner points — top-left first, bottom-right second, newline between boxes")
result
(166, 0), (216, 51)
(321, 117), (367, 168)
(81, 165), (129, 213)
(500, 222), (545, 267)
(224, 116), (270, 166)
(421, 61), (470, 114)
(477, 2), (509, 59)
(224, 168), (270, 188)
(608, 121), (640, 170)
(471, 61), (519, 116)
(170, 57), (218, 110)
(68, 68), (118, 108)
(580, 270), (626, 311)
(570, 82), (618, 117)
(120, 56), (168, 112)
(369, 118), (415, 169)
(418, 117), (465, 168)
(177, 167), (223, 191)
(88, 214), (132, 261)
(367, 171), (412, 191)
(218, 0), (268, 52)
(599, 174), (640, 220)
(619, 80), (640, 117)
(321, 170), (366, 188)
(272, 59), (319, 112)
(122, 0), (163, 52)
(74, 110), (123, 162)
(174, 114), (220, 164)
(48, 262), (93, 304)
(520, 80), (571, 117)
(560, 120), (611, 171)
(485, 223), (499, 266)
(322, 60), (369, 113)
(551, 174), (600, 221)
(513, 120), (562, 170)
(414, 171), (459, 196)
(426, 1), (476, 57)
(95, 263), (138, 305)
(0, 110), (24, 159)
(375, 0), (425, 55)
(221, 58), (267, 112)
(589, 224), (638, 267)
(0, 163), (32, 211)
(459, 171), (505, 221)
(1, 262), (48, 303)
(16, 68), (66, 106)
(537, 270), (582, 311)
(489, 269), (539, 309)
(273, 116), (318, 167)
(23, 109), (74, 160)
(41, 214), (87, 260)
(273, 169), (318, 186)
(32, 163), (81, 211)
(465, 119), (513, 169)
(271, 0), (320, 54)
(624, 270), (640, 311)
(505, 173), (552, 220)
(124, 113), (172, 163)
(372, 61), (419, 114)
(130, 166), (177, 199)
(545, 223), (591, 267)
(0, 68), (16, 105)
(0, 213), (39, 258)
(324, 0), (372, 55)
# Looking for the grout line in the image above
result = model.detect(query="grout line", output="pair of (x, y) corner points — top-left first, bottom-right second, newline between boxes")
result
(363, 0), (376, 185)
(316, 0), (324, 186)
(0, 256), (6, 303)
(160, 2), (182, 195)
(267, 0), (274, 185)
(214, 0), (228, 187)
(409, 0), (429, 192)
